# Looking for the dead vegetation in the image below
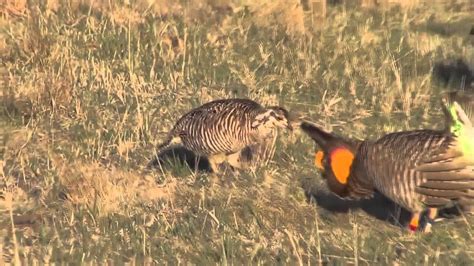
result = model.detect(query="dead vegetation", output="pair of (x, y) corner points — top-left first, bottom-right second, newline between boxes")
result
(1, 0), (474, 264)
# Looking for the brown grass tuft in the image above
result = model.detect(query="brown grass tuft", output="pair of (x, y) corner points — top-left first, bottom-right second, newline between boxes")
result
(247, 0), (306, 35)
(57, 161), (177, 215)
(108, 5), (145, 27)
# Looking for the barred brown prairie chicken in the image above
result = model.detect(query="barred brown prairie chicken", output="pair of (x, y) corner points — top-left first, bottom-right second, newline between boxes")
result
(301, 91), (474, 233)
(158, 98), (295, 173)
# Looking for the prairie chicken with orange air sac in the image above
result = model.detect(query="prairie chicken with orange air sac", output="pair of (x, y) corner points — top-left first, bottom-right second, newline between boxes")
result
(300, 91), (474, 233)
(158, 98), (295, 173)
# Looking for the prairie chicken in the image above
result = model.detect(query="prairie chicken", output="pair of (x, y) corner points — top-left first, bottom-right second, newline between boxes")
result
(301, 91), (474, 233)
(158, 98), (295, 173)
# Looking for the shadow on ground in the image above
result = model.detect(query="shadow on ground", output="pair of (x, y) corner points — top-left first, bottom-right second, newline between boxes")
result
(305, 187), (412, 227)
(148, 144), (265, 173)
(148, 146), (212, 172)
(304, 185), (467, 230)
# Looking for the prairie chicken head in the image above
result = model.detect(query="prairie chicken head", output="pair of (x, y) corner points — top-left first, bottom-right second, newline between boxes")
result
(300, 122), (362, 197)
(252, 106), (294, 131)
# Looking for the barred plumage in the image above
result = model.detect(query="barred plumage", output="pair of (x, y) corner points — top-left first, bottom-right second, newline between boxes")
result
(159, 98), (293, 172)
(300, 91), (474, 233)
(353, 130), (453, 211)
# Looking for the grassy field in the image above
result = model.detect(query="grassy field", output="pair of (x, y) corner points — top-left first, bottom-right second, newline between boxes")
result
(1, 0), (474, 264)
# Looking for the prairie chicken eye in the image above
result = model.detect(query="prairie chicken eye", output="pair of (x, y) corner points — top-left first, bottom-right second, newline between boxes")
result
(276, 116), (283, 121)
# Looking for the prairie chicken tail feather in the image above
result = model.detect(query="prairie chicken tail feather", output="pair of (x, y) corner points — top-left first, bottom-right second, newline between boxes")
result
(415, 92), (474, 204)
(442, 91), (474, 130)
(440, 91), (474, 158)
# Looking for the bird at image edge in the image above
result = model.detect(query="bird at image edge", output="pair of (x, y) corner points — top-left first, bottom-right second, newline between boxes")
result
(158, 98), (296, 173)
(300, 91), (474, 233)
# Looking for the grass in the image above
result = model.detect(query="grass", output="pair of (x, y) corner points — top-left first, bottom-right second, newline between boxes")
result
(1, 0), (474, 264)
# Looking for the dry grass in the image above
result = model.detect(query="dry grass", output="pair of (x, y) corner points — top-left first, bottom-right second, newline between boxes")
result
(1, 0), (474, 264)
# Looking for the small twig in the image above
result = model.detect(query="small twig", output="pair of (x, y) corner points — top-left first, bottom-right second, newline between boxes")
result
(353, 223), (359, 266)
(284, 229), (303, 266)
(455, 204), (473, 237)
(310, 196), (323, 266)
(7, 192), (21, 265)
(205, 209), (220, 228)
